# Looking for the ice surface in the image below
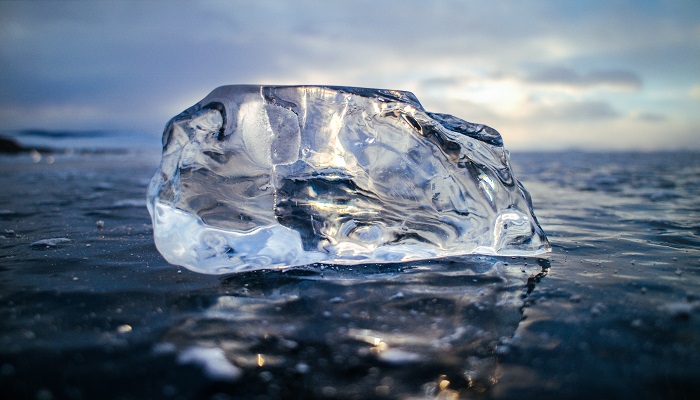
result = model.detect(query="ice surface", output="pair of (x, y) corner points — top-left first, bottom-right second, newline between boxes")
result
(147, 85), (549, 274)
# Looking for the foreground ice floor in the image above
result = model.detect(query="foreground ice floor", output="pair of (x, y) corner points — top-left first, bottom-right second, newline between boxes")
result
(148, 85), (549, 274)
(1, 144), (698, 399)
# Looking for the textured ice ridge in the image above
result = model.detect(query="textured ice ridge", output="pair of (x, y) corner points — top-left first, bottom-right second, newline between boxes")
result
(147, 85), (550, 274)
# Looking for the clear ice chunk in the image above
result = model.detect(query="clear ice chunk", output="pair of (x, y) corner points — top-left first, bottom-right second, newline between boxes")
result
(147, 85), (550, 274)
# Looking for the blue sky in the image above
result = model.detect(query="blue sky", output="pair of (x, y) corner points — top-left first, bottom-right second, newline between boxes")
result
(1, 0), (698, 150)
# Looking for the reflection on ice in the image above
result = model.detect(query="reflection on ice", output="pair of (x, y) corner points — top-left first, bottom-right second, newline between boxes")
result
(157, 255), (550, 398)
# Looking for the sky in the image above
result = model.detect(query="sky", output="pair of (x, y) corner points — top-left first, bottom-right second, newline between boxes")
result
(0, 0), (698, 151)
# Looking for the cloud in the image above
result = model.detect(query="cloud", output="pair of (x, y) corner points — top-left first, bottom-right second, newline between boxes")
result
(417, 72), (626, 123)
(531, 100), (621, 121)
(632, 111), (667, 122)
(689, 85), (700, 100)
(527, 67), (642, 91)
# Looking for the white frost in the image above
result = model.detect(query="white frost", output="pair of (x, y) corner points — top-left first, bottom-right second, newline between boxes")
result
(30, 238), (72, 247)
(177, 346), (242, 381)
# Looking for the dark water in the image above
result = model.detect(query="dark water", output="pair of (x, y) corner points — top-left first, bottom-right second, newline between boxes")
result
(1, 136), (698, 399)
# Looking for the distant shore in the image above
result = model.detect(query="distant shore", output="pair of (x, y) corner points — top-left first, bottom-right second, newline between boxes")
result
(0, 136), (54, 154)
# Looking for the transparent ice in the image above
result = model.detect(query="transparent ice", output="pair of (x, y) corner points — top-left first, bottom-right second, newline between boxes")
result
(147, 85), (550, 274)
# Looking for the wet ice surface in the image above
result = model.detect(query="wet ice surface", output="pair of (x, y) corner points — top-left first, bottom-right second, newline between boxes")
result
(149, 86), (548, 274)
(1, 147), (699, 399)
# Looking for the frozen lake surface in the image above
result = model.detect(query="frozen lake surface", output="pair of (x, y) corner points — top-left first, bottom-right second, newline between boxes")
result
(1, 133), (698, 399)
